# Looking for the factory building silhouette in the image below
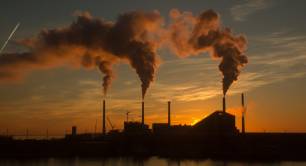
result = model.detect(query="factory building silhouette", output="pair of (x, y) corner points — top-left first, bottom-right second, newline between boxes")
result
(2, 93), (306, 160)
(120, 94), (242, 135)
(66, 93), (246, 139)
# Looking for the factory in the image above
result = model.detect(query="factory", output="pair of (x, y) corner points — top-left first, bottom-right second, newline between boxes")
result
(4, 93), (306, 161)
(66, 93), (246, 140)
(192, 96), (239, 135)
(125, 94), (243, 135)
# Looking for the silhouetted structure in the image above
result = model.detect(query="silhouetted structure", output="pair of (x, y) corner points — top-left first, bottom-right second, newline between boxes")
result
(124, 121), (149, 133)
(152, 123), (169, 134)
(141, 101), (144, 126)
(223, 96), (226, 112)
(193, 111), (238, 134)
(2, 94), (306, 160)
(168, 101), (171, 128)
(241, 93), (246, 134)
(103, 99), (106, 135)
(0, 135), (13, 141)
(169, 124), (193, 135)
(72, 126), (77, 137)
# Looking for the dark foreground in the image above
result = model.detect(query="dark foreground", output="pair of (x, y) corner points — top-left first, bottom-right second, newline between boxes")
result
(1, 157), (306, 166)
(1, 133), (306, 161)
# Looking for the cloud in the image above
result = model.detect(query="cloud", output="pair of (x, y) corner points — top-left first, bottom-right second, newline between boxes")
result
(230, 0), (273, 21)
(232, 31), (306, 90)
(250, 31), (306, 66)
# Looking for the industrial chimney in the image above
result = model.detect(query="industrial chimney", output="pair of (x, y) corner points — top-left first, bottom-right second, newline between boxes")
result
(102, 99), (106, 135)
(241, 93), (245, 134)
(222, 96), (226, 113)
(141, 101), (144, 126)
(168, 101), (171, 128)
(72, 126), (77, 137)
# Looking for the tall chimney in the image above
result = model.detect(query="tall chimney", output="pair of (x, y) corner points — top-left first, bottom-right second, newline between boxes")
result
(141, 101), (144, 126)
(222, 96), (226, 113)
(72, 126), (77, 137)
(168, 101), (171, 128)
(102, 99), (106, 135)
(241, 93), (245, 134)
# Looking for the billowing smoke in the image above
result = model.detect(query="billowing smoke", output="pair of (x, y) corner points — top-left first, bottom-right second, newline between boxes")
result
(0, 11), (162, 97)
(168, 9), (248, 95)
(97, 60), (113, 96)
(0, 9), (247, 97)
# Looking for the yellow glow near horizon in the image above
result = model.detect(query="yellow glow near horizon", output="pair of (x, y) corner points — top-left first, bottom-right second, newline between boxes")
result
(191, 118), (200, 125)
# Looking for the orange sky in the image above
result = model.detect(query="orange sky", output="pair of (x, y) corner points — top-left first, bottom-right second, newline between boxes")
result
(1, 0), (306, 136)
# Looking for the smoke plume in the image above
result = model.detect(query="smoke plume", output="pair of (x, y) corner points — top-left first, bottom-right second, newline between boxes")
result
(97, 60), (113, 96)
(168, 9), (248, 95)
(0, 11), (162, 97)
(0, 9), (248, 97)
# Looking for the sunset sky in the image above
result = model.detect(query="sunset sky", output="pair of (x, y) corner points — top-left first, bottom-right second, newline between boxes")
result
(1, 0), (306, 136)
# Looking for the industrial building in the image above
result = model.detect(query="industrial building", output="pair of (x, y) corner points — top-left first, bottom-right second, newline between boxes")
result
(152, 96), (239, 136)
(4, 93), (306, 160)
(66, 93), (246, 140)
(124, 122), (149, 133)
(193, 111), (238, 134)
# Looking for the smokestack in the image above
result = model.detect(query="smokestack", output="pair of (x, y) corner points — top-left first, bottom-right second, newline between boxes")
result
(72, 126), (77, 137)
(241, 93), (245, 134)
(241, 93), (245, 107)
(102, 100), (106, 135)
(141, 101), (144, 126)
(168, 101), (171, 128)
(222, 96), (226, 113)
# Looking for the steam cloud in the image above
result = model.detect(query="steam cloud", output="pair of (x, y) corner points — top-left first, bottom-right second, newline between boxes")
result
(0, 11), (162, 97)
(168, 9), (248, 95)
(0, 9), (248, 97)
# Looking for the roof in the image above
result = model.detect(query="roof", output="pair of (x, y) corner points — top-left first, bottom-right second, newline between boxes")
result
(193, 110), (237, 133)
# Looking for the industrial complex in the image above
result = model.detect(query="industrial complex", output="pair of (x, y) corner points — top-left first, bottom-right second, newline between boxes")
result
(65, 94), (244, 140)
(1, 93), (306, 160)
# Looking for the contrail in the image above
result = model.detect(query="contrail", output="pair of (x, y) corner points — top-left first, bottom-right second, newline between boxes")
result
(0, 22), (20, 55)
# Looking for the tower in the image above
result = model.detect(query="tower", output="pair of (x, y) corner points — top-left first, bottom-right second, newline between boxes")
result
(141, 101), (144, 126)
(168, 101), (171, 128)
(103, 100), (106, 135)
(241, 93), (246, 134)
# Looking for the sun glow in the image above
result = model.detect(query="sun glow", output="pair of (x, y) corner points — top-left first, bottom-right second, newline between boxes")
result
(191, 118), (200, 125)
